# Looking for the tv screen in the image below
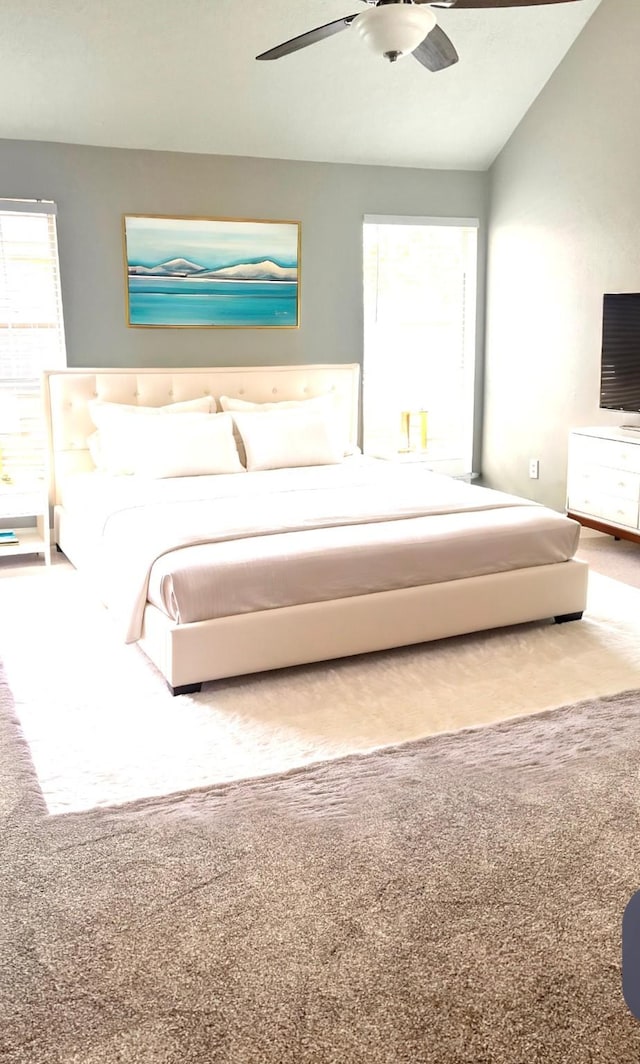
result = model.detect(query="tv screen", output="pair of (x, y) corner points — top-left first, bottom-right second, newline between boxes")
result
(600, 293), (640, 413)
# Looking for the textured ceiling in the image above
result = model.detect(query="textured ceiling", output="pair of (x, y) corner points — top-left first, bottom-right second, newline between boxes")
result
(0, 0), (601, 170)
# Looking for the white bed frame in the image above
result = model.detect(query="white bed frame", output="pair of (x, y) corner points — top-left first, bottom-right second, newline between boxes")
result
(44, 365), (588, 694)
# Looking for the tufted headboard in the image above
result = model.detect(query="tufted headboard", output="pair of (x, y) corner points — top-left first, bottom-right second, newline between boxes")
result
(43, 364), (361, 506)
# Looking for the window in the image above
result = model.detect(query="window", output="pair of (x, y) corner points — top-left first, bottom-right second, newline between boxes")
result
(0, 199), (66, 484)
(363, 216), (478, 476)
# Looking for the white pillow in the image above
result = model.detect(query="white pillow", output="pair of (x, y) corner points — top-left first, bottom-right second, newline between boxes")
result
(88, 396), (215, 474)
(127, 411), (243, 478)
(219, 393), (333, 415)
(219, 392), (356, 457)
(87, 431), (104, 469)
(232, 407), (343, 471)
(89, 395), (214, 425)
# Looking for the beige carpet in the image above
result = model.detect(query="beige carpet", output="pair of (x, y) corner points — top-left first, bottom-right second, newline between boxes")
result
(578, 531), (640, 589)
(2, 563), (640, 812)
(2, 667), (640, 1063)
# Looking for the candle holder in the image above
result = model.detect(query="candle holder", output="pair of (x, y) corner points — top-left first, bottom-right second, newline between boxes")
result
(399, 410), (428, 453)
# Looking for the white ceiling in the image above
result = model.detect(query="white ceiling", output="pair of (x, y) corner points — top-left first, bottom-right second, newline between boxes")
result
(0, 0), (601, 171)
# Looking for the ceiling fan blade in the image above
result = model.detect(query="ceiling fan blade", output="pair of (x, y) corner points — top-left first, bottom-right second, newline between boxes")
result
(256, 14), (359, 61)
(412, 25), (459, 71)
(429, 0), (580, 7)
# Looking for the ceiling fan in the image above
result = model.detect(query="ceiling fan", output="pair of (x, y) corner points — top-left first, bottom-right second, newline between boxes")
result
(256, 0), (581, 73)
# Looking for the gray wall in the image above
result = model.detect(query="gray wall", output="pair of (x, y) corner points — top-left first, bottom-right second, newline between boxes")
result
(483, 0), (640, 510)
(1, 140), (488, 391)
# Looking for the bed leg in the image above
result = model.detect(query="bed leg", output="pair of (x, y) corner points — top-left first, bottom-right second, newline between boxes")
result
(168, 682), (202, 696)
(554, 611), (584, 624)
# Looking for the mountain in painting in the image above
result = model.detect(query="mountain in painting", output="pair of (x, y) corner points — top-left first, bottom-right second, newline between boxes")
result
(128, 258), (297, 281)
(128, 258), (206, 277)
(205, 260), (297, 282)
(158, 258), (208, 275)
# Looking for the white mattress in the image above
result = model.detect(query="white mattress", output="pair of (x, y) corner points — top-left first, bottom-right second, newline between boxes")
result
(59, 460), (581, 630)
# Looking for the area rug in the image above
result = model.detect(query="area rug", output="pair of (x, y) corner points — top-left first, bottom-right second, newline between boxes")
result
(2, 664), (640, 1064)
(2, 566), (640, 812)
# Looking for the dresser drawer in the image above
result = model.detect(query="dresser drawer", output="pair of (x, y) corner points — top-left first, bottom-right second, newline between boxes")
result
(570, 434), (640, 473)
(568, 467), (640, 502)
(568, 489), (639, 529)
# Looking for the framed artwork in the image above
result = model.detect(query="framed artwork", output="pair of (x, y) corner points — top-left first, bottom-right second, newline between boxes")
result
(123, 214), (300, 328)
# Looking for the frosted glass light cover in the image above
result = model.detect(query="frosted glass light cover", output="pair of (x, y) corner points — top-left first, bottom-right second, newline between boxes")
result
(354, 5), (437, 59)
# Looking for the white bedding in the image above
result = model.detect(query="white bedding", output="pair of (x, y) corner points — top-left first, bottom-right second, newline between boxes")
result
(59, 460), (581, 644)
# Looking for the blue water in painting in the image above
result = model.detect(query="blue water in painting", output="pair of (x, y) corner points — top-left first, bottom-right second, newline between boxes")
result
(128, 277), (298, 327)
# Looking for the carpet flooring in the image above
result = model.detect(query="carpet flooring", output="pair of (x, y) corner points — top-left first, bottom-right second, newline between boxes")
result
(577, 531), (640, 589)
(2, 562), (640, 812)
(2, 664), (640, 1063)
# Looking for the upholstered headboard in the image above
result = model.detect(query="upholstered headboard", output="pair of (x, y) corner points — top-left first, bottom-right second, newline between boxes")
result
(43, 363), (361, 506)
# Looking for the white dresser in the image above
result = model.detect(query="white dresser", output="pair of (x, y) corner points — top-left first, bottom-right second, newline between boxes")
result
(567, 426), (640, 541)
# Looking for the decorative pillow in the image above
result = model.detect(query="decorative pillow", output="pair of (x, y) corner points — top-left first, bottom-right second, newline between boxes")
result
(126, 411), (243, 478)
(232, 407), (344, 471)
(87, 396), (215, 474)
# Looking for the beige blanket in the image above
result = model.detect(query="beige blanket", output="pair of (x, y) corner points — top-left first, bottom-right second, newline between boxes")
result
(90, 462), (548, 643)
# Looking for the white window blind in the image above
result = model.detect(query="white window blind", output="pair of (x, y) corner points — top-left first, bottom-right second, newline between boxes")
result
(362, 218), (478, 476)
(0, 200), (66, 484)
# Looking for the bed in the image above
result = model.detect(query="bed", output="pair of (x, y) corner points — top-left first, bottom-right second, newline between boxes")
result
(44, 364), (588, 694)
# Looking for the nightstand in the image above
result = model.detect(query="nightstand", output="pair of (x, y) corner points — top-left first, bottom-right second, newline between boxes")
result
(0, 484), (51, 566)
(370, 450), (479, 482)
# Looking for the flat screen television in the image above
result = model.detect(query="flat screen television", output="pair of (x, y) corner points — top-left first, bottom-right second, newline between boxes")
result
(600, 292), (640, 413)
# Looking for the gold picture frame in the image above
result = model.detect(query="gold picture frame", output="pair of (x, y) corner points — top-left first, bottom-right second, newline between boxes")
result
(123, 213), (301, 329)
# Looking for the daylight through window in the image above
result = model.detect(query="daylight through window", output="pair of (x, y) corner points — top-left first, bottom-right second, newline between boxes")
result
(0, 200), (66, 483)
(363, 217), (478, 476)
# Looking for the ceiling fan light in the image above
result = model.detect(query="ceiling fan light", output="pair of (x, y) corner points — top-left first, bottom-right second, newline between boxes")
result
(354, 4), (437, 61)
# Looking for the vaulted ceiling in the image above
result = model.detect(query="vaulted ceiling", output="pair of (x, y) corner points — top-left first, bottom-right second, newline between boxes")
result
(0, 0), (601, 170)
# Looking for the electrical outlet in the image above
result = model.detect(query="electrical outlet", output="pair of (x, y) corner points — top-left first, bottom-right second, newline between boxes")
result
(528, 458), (540, 479)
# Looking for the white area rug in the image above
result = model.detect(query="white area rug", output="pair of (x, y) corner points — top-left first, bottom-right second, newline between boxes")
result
(2, 565), (640, 814)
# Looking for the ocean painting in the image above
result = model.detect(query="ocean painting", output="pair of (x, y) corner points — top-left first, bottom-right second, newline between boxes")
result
(123, 215), (300, 328)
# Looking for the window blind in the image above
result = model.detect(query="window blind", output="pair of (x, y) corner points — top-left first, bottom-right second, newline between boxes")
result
(0, 200), (66, 485)
(362, 219), (478, 474)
